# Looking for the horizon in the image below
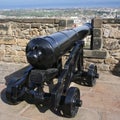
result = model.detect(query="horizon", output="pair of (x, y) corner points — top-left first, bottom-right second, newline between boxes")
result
(0, 0), (120, 9)
(0, 7), (119, 11)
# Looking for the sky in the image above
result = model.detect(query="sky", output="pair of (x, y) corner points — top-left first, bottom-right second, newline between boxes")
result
(0, 0), (119, 9)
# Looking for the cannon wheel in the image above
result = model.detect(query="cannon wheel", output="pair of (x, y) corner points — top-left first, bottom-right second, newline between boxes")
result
(87, 64), (98, 87)
(62, 87), (81, 118)
(6, 79), (20, 105)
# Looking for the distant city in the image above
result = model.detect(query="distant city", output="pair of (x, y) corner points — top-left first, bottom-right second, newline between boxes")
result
(0, 8), (119, 26)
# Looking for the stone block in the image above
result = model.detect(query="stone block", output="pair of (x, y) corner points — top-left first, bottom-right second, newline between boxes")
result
(0, 50), (4, 56)
(46, 24), (54, 28)
(97, 64), (110, 71)
(59, 19), (73, 27)
(103, 38), (120, 50)
(66, 19), (74, 27)
(109, 28), (120, 39)
(0, 38), (16, 45)
(0, 44), (5, 50)
(2, 18), (55, 24)
(22, 29), (30, 36)
(39, 29), (47, 36)
(92, 37), (103, 50)
(54, 19), (60, 24)
(103, 19), (115, 24)
(3, 55), (14, 62)
(103, 28), (111, 38)
(0, 30), (7, 35)
(103, 18), (120, 24)
(5, 50), (16, 56)
(85, 58), (104, 63)
(40, 19), (55, 24)
(0, 50), (4, 61)
(18, 23), (31, 29)
(93, 28), (102, 37)
(17, 39), (28, 47)
(31, 23), (40, 29)
(111, 51), (120, 59)
(92, 18), (102, 28)
(84, 50), (108, 59)
(0, 24), (8, 30)
(13, 56), (27, 63)
(29, 28), (39, 36)
(105, 57), (118, 64)
(7, 24), (13, 35)
(59, 20), (67, 27)
(46, 27), (57, 34)
(16, 51), (25, 56)
(22, 18), (55, 24)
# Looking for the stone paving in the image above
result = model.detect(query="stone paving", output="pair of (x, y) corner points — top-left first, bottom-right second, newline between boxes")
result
(0, 63), (120, 120)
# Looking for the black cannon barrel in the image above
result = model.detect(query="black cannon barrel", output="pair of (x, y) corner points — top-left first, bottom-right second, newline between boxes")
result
(26, 23), (92, 69)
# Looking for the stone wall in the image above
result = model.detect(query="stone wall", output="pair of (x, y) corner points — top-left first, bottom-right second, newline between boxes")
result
(0, 18), (120, 74)
(0, 18), (73, 63)
(84, 18), (120, 74)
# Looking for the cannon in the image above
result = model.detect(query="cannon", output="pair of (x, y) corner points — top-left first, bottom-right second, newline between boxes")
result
(6, 23), (99, 117)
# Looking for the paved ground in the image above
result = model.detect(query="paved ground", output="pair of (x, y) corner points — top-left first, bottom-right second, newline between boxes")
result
(0, 63), (120, 120)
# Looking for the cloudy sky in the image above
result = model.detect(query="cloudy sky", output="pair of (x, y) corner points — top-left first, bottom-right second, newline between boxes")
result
(0, 0), (119, 9)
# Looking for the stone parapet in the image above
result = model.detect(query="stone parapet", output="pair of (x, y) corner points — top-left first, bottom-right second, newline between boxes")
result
(90, 18), (120, 73)
(0, 18), (73, 63)
(0, 18), (120, 73)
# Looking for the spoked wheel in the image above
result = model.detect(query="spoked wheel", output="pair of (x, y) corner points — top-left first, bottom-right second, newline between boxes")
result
(87, 64), (99, 87)
(62, 87), (82, 118)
